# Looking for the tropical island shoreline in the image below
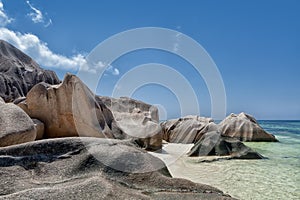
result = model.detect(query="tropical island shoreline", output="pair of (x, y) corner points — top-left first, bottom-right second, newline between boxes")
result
(1, 40), (295, 199)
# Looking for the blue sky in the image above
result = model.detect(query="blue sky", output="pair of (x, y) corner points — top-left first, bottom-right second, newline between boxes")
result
(0, 0), (299, 120)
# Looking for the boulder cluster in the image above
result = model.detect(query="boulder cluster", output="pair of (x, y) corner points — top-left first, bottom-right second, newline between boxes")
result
(161, 113), (277, 159)
(0, 40), (278, 199)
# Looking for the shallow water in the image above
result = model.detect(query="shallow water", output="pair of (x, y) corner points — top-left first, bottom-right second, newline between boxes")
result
(152, 121), (300, 200)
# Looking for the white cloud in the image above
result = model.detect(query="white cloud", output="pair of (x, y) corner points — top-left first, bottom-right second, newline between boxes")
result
(0, 27), (86, 71)
(0, 0), (13, 26)
(26, 0), (43, 23)
(173, 32), (182, 52)
(0, 1), (119, 75)
(106, 65), (120, 76)
(113, 68), (120, 75)
(0, 27), (120, 75)
(44, 19), (52, 27)
(26, 0), (52, 27)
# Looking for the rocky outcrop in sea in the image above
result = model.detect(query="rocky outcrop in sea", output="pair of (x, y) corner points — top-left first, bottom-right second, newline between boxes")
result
(219, 112), (278, 142)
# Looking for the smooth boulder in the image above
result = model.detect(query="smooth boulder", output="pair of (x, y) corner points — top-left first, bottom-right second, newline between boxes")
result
(0, 40), (60, 102)
(0, 102), (36, 147)
(219, 113), (278, 142)
(187, 131), (264, 160)
(99, 96), (163, 151)
(0, 137), (234, 200)
(23, 74), (125, 139)
(161, 115), (216, 144)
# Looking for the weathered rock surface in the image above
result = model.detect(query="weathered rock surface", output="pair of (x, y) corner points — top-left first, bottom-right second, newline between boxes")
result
(161, 116), (216, 144)
(187, 131), (264, 160)
(32, 119), (44, 140)
(0, 137), (234, 200)
(0, 40), (60, 102)
(0, 102), (36, 147)
(161, 116), (264, 160)
(0, 97), (4, 104)
(22, 74), (124, 140)
(15, 97), (30, 114)
(99, 96), (162, 151)
(219, 112), (278, 142)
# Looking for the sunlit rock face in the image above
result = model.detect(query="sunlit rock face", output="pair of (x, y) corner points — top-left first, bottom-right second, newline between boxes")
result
(0, 98), (36, 147)
(219, 112), (278, 142)
(161, 115), (216, 144)
(22, 74), (124, 139)
(99, 96), (163, 151)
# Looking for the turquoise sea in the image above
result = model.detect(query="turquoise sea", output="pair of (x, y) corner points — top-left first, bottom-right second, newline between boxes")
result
(165, 120), (300, 200)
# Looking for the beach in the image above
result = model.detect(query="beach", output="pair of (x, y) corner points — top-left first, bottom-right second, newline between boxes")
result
(151, 121), (300, 200)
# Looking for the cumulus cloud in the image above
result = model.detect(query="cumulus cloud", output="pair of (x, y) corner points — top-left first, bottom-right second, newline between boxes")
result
(0, 0), (13, 26)
(0, 27), (120, 75)
(0, 1), (119, 75)
(0, 27), (86, 71)
(26, 0), (52, 27)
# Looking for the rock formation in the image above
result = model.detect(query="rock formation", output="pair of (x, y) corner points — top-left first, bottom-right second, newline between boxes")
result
(0, 40), (60, 102)
(219, 112), (278, 142)
(161, 115), (264, 160)
(187, 131), (264, 159)
(18, 74), (162, 150)
(32, 119), (44, 140)
(99, 96), (163, 151)
(21, 74), (124, 140)
(0, 98), (36, 147)
(161, 115), (216, 143)
(0, 39), (276, 198)
(0, 137), (234, 200)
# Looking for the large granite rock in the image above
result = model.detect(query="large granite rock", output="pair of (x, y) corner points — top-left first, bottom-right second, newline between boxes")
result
(161, 116), (216, 144)
(0, 137), (234, 199)
(0, 40), (60, 102)
(187, 131), (264, 160)
(21, 74), (124, 140)
(0, 101), (36, 147)
(161, 115), (264, 160)
(99, 96), (163, 151)
(219, 113), (278, 142)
